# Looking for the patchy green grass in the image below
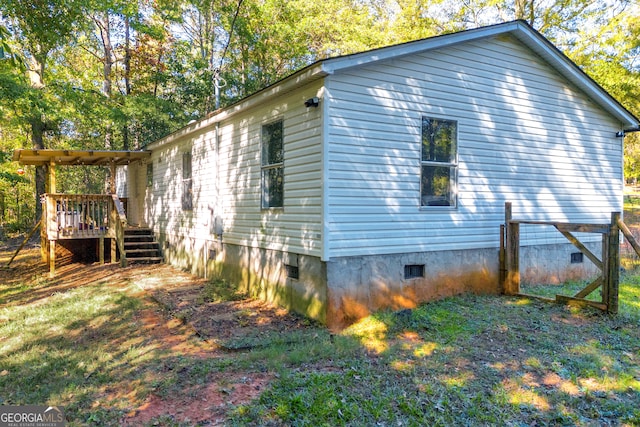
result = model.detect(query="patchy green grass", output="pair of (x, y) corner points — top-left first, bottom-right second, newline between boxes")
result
(1, 249), (639, 426)
(0, 278), (145, 423)
(201, 278), (247, 303)
(522, 279), (602, 302)
(231, 292), (640, 426)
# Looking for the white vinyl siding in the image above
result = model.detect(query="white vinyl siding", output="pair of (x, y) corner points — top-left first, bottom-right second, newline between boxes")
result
(325, 34), (623, 258)
(143, 80), (324, 258)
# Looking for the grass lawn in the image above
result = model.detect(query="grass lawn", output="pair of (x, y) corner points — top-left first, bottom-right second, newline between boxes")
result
(0, 249), (639, 425)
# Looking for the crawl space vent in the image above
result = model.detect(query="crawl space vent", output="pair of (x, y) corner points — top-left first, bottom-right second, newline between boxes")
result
(404, 264), (425, 279)
(285, 264), (299, 280)
(570, 252), (584, 264)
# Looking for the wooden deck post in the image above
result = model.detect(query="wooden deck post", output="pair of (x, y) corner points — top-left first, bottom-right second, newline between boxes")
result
(40, 198), (48, 262)
(109, 161), (116, 194)
(99, 236), (104, 265)
(47, 159), (56, 194)
(49, 239), (56, 278)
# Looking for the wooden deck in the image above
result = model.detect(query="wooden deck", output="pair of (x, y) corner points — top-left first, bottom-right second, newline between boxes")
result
(41, 193), (128, 276)
(12, 148), (152, 277)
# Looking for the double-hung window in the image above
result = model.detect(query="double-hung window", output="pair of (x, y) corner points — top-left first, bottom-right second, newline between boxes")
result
(421, 117), (457, 207)
(146, 163), (153, 187)
(261, 120), (284, 209)
(182, 151), (193, 211)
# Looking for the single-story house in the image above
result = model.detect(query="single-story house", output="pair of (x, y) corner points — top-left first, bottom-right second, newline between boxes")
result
(118, 20), (639, 329)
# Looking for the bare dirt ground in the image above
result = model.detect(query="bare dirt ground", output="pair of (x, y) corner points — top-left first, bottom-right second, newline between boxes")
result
(0, 238), (314, 425)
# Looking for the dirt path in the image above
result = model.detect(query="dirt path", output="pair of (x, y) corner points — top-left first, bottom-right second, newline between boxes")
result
(0, 242), (316, 425)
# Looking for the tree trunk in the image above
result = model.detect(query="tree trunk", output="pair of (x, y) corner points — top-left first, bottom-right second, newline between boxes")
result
(95, 12), (114, 149)
(27, 56), (47, 222)
(123, 16), (132, 151)
(31, 117), (47, 222)
(515, 0), (535, 25)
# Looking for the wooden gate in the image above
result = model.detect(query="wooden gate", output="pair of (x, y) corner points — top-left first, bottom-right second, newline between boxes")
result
(499, 202), (640, 314)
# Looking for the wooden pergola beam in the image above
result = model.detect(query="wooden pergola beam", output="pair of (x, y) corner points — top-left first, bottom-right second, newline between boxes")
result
(12, 149), (151, 167)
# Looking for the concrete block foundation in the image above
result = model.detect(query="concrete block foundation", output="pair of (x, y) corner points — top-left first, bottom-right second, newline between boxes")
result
(158, 234), (600, 330)
(325, 248), (500, 329)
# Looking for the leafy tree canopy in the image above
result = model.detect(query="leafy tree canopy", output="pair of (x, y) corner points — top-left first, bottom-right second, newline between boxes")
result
(0, 0), (639, 224)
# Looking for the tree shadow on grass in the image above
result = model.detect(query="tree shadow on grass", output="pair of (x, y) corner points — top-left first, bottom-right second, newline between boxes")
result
(233, 295), (640, 426)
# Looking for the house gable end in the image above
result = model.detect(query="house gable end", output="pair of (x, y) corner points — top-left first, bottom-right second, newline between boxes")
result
(321, 20), (637, 129)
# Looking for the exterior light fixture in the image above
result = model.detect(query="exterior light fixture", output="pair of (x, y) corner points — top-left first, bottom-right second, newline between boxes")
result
(616, 127), (640, 137)
(304, 97), (320, 108)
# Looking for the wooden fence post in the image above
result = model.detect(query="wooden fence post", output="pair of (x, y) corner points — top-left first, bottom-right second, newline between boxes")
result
(504, 202), (520, 295)
(499, 224), (506, 291)
(607, 212), (620, 314)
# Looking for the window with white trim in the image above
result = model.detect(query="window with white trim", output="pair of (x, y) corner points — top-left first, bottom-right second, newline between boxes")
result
(182, 151), (193, 211)
(146, 163), (153, 187)
(421, 117), (457, 207)
(261, 119), (284, 209)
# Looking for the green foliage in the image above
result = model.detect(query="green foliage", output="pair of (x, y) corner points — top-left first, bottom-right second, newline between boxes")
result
(203, 278), (247, 302)
(0, 171), (29, 185)
(0, 0), (639, 190)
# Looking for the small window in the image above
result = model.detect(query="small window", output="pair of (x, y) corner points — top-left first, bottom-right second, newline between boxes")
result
(285, 264), (299, 280)
(404, 264), (425, 279)
(261, 120), (284, 209)
(182, 152), (193, 210)
(421, 117), (457, 207)
(146, 163), (153, 187)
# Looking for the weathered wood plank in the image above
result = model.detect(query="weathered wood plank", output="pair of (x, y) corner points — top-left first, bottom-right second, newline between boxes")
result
(510, 220), (609, 234)
(99, 237), (104, 265)
(505, 220), (520, 295)
(607, 212), (620, 314)
(601, 232), (610, 310)
(499, 224), (506, 292)
(49, 239), (56, 278)
(617, 218), (640, 258)
(574, 276), (603, 299)
(554, 228), (603, 270)
(554, 223), (609, 234)
(515, 293), (556, 303)
(6, 219), (42, 267)
(555, 295), (607, 311)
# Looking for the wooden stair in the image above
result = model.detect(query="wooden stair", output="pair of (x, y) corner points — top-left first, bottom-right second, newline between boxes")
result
(124, 227), (163, 264)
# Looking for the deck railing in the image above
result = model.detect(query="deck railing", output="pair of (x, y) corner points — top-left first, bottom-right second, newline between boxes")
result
(42, 194), (119, 240)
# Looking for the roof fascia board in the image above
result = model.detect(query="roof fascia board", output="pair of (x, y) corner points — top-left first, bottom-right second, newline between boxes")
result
(321, 21), (521, 74)
(147, 63), (328, 150)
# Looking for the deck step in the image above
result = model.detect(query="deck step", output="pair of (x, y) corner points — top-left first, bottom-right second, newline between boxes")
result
(127, 256), (164, 264)
(124, 235), (155, 242)
(124, 227), (155, 235)
(124, 227), (162, 264)
(124, 241), (158, 249)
